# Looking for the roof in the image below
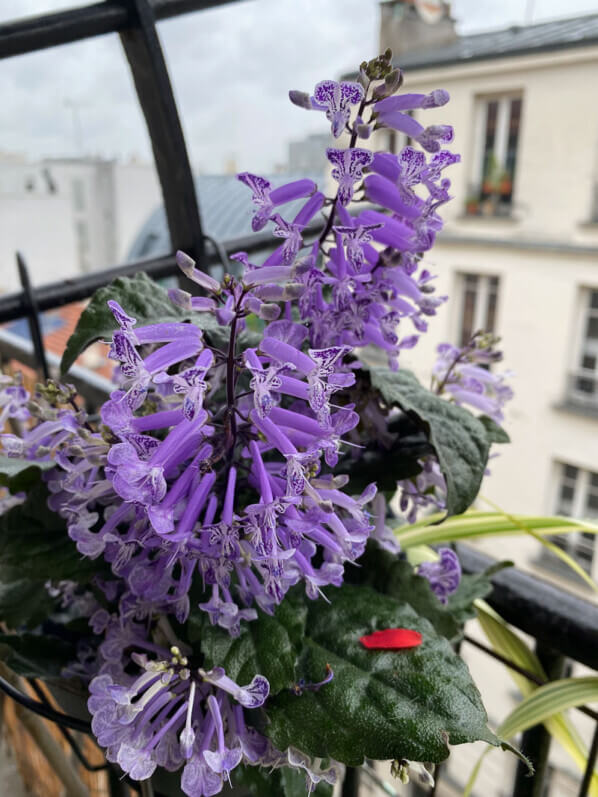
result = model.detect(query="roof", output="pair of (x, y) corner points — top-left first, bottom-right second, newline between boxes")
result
(393, 13), (598, 71)
(127, 173), (321, 262)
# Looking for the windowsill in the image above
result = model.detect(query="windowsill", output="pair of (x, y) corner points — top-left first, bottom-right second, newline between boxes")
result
(578, 219), (598, 229)
(553, 399), (598, 420)
(458, 211), (520, 223)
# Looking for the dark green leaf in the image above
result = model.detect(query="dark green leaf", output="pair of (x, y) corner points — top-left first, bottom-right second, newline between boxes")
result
(0, 632), (76, 678)
(199, 598), (306, 695)
(346, 542), (460, 641)
(0, 577), (56, 629)
(265, 584), (499, 766)
(478, 416), (510, 444)
(368, 368), (492, 516)
(60, 272), (187, 375)
(0, 482), (104, 582)
(0, 455), (54, 494)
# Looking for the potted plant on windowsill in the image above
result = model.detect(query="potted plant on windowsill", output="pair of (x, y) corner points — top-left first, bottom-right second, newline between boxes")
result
(499, 170), (513, 199)
(465, 195), (480, 215)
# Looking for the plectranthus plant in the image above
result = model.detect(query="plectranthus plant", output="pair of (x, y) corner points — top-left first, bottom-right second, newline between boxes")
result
(0, 50), (521, 797)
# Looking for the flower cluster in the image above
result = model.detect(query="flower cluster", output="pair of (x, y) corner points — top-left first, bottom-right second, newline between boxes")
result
(0, 51), (512, 794)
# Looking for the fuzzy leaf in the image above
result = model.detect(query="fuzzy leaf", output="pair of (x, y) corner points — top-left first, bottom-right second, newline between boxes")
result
(0, 483), (103, 582)
(0, 632), (76, 678)
(60, 272), (187, 375)
(265, 584), (499, 766)
(0, 455), (54, 494)
(199, 598), (306, 696)
(0, 576), (56, 629)
(368, 368), (493, 516)
(478, 415), (510, 444)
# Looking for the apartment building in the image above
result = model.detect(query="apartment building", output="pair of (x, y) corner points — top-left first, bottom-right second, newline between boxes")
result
(372, 3), (598, 594)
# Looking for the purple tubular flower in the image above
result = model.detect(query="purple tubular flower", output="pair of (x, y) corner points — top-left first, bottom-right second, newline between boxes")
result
(417, 548), (461, 604)
(309, 79), (364, 137)
(327, 147), (373, 206)
(375, 110), (424, 138)
(374, 89), (449, 114)
(175, 251), (221, 294)
(237, 173), (317, 232)
(363, 173), (422, 219)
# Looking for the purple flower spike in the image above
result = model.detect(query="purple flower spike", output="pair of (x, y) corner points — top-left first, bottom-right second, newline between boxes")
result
(327, 148), (373, 206)
(311, 79), (364, 137)
(237, 173), (317, 232)
(200, 667), (270, 709)
(417, 548), (461, 604)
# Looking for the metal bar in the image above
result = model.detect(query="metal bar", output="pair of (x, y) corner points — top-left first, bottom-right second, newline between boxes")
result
(341, 767), (359, 797)
(579, 722), (598, 797)
(0, 222), (319, 323)
(456, 543), (598, 670)
(512, 644), (565, 797)
(16, 252), (50, 381)
(0, 0), (249, 60)
(119, 0), (204, 276)
(0, 674), (91, 733)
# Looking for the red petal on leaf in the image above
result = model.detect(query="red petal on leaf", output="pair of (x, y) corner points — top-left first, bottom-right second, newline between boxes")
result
(359, 628), (423, 650)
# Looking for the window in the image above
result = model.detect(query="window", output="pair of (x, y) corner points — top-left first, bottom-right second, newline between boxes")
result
(569, 289), (598, 408)
(550, 463), (597, 576)
(457, 273), (499, 346)
(469, 94), (522, 214)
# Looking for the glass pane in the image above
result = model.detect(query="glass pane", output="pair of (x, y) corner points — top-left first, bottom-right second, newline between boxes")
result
(560, 484), (575, 503)
(504, 97), (522, 180)
(460, 275), (478, 346)
(590, 472), (598, 488)
(591, 291), (598, 310)
(480, 100), (498, 199)
(485, 277), (499, 333)
(586, 492), (598, 514)
(564, 464), (579, 480)
(582, 354), (597, 371)
(586, 316), (598, 340)
(0, 34), (164, 291)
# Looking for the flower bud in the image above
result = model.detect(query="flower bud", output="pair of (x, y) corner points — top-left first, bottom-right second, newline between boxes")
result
(288, 90), (311, 109)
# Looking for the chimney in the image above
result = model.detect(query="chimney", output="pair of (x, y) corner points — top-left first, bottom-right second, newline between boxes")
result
(379, 1), (457, 59)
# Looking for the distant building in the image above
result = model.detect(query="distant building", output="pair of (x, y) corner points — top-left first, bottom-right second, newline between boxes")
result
(287, 132), (332, 176)
(0, 154), (161, 292)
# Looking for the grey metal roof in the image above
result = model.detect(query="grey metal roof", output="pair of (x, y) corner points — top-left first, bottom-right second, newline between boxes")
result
(127, 174), (320, 262)
(395, 13), (598, 71)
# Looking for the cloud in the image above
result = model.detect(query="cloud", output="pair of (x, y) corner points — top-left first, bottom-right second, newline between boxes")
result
(0, 0), (596, 172)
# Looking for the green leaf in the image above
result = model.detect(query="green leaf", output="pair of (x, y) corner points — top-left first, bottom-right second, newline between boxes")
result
(368, 368), (493, 516)
(0, 632), (76, 678)
(198, 598), (306, 696)
(346, 542), (460, 641)
(0, 482), (103, 582)
(265, 584), (499, 766)
(0, 455), (55, 494)
(478, 415), (510, 444)
(0, 577), (56, 629)
(60, 272), (187, 375)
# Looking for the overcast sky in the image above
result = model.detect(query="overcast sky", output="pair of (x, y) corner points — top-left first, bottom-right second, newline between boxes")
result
(1, 0), (597, 173)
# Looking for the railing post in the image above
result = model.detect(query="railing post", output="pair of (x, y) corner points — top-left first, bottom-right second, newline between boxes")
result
(342, 766), (360, 797)
(16, 252), (50, 381)
(511, 643), (566, 797)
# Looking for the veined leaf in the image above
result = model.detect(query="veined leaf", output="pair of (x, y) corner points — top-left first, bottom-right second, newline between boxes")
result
(60, 272), (187, 375)
(265, 584), (500, 766)
(0, 455), (55, 494)
(368, 368), (494, 516)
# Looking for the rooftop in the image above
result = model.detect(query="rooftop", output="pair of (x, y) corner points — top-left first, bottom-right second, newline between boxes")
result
(392, 13), (598, 71)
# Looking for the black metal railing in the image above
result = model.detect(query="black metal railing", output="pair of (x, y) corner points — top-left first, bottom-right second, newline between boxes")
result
(0, 4), (597, 797)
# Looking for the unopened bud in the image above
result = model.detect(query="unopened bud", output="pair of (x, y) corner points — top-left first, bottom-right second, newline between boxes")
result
(288, 90), (312, 109)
